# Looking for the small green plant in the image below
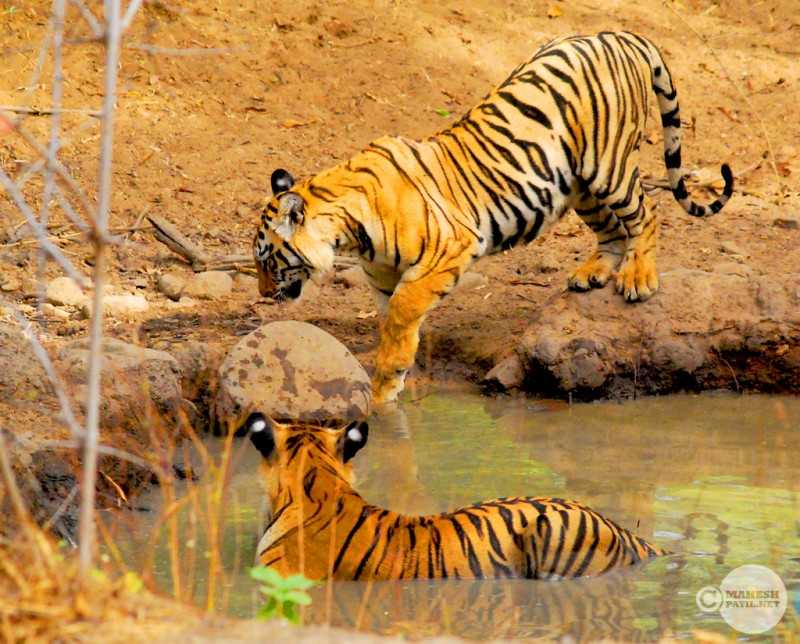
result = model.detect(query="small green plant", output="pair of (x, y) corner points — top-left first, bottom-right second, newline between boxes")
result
(434, 108), (452, 117)
(249, 566), (314, 624)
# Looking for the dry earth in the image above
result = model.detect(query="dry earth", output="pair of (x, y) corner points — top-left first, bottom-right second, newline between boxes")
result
(1, 0), (799, 396)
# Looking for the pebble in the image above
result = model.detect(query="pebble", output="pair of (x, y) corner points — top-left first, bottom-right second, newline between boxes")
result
(46, 277), (89, 307)
(183, 271), (233, 300)
(157, 272), (187, 301)
(81, 294), (149, 318)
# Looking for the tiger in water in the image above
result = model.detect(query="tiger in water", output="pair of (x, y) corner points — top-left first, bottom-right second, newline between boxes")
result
(251, 31), (734, 403)
(244, 412), (668, 580)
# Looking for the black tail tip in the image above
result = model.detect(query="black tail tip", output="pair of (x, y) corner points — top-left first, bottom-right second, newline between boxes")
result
(720, 163), (734, 196)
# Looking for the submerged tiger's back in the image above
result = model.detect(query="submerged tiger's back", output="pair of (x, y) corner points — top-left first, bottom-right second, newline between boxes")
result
(244, 413), (667, 581)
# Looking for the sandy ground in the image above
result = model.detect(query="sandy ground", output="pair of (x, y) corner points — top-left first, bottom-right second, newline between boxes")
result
(1, 0), (799, 393)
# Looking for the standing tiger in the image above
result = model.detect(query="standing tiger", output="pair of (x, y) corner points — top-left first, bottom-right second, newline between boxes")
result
(244, 412), (668, 580)
(252, 31), (734, 404)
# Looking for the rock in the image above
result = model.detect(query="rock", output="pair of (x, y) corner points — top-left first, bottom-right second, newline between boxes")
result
(81, 294), (149, 318)
(233, 273), (259, 293)
(41, 303), (71, 320)
(171, 341), (225, 402)
(773, 216), (799, 230)
(165, 296), (199, 310)
(517, 269), (800, 397)
(0, 277), (20, 292)
(336, 266), (369, 288)
(719, 240), (746, 256)
(46, 277), (88, 307)
(183, 271), (233, 300)
(713, 262), (753, 278)
(215, 321), (370, 431)
(483, 353), (525, 391)
(0, 322), (54, 404)
(60, 337), (182, 428)
(455, 271), (489, 292)
(157, 272), (186, 301)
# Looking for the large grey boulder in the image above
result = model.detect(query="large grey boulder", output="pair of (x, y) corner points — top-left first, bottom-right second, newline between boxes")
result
(215, 321), (370, 432)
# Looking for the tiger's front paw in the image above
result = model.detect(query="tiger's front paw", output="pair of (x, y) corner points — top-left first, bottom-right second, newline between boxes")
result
(371, 369), (408, 406)
(567, 254), (616, 292)
(615, 253), (659, 302)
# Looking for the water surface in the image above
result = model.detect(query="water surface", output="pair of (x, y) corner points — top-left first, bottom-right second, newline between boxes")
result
(117, 392), (800, 640)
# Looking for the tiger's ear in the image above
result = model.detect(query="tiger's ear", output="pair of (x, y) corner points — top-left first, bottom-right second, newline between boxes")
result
(271, 169), (295, 195)
(342, 420), (369, 463)
(244, 412), (276, 458)
(270, 192), (305, 240)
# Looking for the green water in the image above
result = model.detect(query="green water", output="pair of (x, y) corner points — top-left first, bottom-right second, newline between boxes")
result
(116, 392), (800, 640)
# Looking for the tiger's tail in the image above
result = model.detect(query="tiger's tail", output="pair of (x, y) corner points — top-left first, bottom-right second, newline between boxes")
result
(646, 40), (733, 217)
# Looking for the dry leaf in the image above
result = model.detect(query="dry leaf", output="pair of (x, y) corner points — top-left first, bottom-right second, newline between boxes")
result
(280, 118), (315, 129)
(717, 106), (740, 123)
(546, 4), (563, 18)
(776, 162), (792, 177)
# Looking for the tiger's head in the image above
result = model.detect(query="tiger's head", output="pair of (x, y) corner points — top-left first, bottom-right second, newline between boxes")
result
(252, 168), (340, 301)
(242, 412), (369, 504)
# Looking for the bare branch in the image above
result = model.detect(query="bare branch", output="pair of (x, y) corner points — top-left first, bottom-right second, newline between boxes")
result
(42, 440), (155, 472)
(0, 105), (101, 118)
(68, 0), (104, 39)
(0, 169), (90, 288)
(39, 0), (68, 310)
(79, 0), (123, 578)
(5, 305), (84, 439)
(126, 43), (241, 56)
(120, 0), (144, 33)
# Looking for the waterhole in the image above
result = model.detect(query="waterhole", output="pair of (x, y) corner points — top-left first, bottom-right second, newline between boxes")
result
(115, 392), (800, 640)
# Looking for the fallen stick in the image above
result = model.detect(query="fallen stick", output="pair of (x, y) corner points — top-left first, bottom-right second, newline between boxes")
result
(148, 213), (364, 274)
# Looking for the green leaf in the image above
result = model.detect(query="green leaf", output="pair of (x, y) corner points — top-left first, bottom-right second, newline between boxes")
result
(283, 590), (312, 606)
(249, 566), (284, 586)
(434, 108), (452, 117)
(282, 602), (299, 624)
(284, 574), (315, 590)
(256, 600), (278, 621)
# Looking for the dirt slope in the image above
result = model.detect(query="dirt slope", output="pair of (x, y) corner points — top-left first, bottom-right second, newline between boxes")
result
(1, 0), (798, 393)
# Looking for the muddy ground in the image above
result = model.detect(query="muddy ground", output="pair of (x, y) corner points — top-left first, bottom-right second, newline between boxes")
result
(2, 0), (799, 397)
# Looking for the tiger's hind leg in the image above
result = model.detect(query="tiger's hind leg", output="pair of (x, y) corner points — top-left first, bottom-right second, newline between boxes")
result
(615, 197), (659, 302)
(591, 169), (659, 302)
(568, 199), (627, 292)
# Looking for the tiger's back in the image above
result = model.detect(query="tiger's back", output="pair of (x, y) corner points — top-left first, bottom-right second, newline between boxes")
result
(244, 414), (667, 581)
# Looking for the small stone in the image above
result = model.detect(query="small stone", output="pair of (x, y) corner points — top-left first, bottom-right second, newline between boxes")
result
(773, 216), (799, 230)
(157, 272), (186, 301)
(483, 354), (525, 391)
(46, 277), (89, 307)
(183, 271), (233, 300)
(81, 294), (149, 318)
(455, 271), (488, 291)
(336, 266), (369, 288)
(0, 278), (20, 292)
(165, 296), (198, 309)
(42, 303), (71, 320)
(719, 240), (746, 256)
(133, 277), (148, 289)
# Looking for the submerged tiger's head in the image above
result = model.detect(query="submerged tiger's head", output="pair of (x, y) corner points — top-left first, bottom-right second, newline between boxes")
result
(252, 168), (341, 301)
(241, 412), (369, 503)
